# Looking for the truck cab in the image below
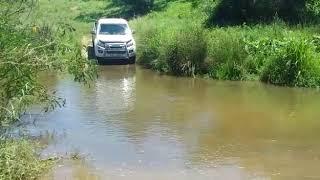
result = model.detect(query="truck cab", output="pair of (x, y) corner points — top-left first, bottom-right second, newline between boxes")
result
(91, 18), (136, 64)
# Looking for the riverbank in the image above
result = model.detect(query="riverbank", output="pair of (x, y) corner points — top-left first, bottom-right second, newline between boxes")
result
(2, 0), (320, 179)
(0, 139), (53, 179)
(131, 2), (320, 88)
(0, 0), (97, 179)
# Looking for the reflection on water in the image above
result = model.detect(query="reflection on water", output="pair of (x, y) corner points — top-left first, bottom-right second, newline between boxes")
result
(23, 65), (320, 179)
(41, 160), (101, 180)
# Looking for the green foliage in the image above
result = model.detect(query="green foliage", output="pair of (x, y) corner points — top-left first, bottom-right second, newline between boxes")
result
(0, 139), (53, 180)
(164, 26), (207, 76)
(261, 37), (320, 87)
(111, 0), (154, 16)
(132, 2), (206, 76)
(133, 1), (320, 87)
(206, 28), (248, 80)
(134, 24), (161, 68)
(206, 0), (318, 25)
(0, 0), (96, 126)
(109, 0), (174, 18)
(0, 0), (98, 179)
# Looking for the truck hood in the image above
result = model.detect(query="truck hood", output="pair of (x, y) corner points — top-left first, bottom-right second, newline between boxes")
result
(97, 35), (132, 43)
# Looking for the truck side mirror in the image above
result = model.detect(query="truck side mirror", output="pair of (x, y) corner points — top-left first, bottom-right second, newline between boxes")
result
(132, 30), (136, 34)
(91, 30), (96, 35)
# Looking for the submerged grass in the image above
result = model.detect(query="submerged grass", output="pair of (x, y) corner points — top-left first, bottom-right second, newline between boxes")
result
(132, 2), (320, 88)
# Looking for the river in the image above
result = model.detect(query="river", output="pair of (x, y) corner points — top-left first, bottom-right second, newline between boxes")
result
(23, 65), (320, 179)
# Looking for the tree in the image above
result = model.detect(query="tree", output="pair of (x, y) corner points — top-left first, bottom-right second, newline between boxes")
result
(207, 0), (310, 25)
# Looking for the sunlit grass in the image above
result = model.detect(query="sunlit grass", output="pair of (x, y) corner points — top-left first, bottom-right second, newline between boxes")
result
(132, 2), (320, 88)
(32, 0), (107, 36)
(0, 139), (54, 180)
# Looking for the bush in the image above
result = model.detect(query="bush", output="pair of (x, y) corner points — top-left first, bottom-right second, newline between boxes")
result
(111, 0), (154, 17)
(134, 22), (161, 68)
(164, 26), (207, 76)
(132, 2), (206, 76)
(0, 139), (52, 180)
(0, 0), (96, 125)
(135, 23), (207, 76)
(110, 0), (174, 18)
(133, 1), (320, 87)
(261, 37), (320, 87)
(206, 0), (317, 25)
(206, 28), (248, 80)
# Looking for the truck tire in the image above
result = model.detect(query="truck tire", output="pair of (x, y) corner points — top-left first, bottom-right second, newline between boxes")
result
(129, 56), (136, 64)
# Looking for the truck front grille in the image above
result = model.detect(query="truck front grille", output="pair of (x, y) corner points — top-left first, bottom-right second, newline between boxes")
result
(106, 51), (127, 54)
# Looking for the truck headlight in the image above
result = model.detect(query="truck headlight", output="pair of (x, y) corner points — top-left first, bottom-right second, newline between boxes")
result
(97, 40), (105, 47)
(126, 40), (134, 47)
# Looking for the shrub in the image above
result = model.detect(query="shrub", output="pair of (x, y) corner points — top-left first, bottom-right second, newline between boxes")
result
(0, 139), (53, 180)
(206, 0), (316, 25)
(206, 28), (248, 80)
(0, 1), (96, 125)
(109, 0), (174, 18)
(133, 1), (320, 87)
(164, 26), (207, 76)
(134, 22), (161, 68)
(132, 2), (206, 76)
(261, 37), (320, 87)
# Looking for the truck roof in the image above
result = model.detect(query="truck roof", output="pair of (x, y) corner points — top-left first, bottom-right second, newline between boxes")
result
(97, 18), (128, 24)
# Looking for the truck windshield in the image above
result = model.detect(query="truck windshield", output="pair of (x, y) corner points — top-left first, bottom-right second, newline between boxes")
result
(99, 24), (128, 35)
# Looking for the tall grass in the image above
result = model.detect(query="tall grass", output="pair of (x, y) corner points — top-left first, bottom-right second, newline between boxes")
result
(261, 37), (320, 87)
(0, 1), (97, 179)
(0, 139), (53, 180)
(207, 25), (320, 87)
(206, 28), (248, 80)
(132, 2), (320, 88)
(131, 2), (207, 76)
(164, 26), (207, 76)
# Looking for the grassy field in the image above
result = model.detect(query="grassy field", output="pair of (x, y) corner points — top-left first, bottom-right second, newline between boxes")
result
(33, 0), (106, 35)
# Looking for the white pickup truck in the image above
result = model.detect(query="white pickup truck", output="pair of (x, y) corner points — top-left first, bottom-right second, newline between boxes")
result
(91, 18), (136, 64)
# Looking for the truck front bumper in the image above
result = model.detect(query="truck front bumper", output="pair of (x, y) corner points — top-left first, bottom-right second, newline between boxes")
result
(94, 44), (135, 59)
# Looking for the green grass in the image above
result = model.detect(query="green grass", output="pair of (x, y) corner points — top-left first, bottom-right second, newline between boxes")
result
(131, 2), (207, 75)
(32, 0), (107, 36)
(1, 0), (99, 179)
(132, 1), (320, 88)
(0, 139), (53, 180)
(1, 0), (320, 179)
(260, 37), (320, 87)
(26, 0), (320, 88)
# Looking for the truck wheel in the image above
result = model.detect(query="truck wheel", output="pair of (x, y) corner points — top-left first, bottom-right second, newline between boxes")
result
(129, 56), (136, 64)
(87, 45), (95, 60)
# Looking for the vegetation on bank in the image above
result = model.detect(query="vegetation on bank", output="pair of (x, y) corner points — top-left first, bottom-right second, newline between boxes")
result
(132, 1), (320, 88)
(0, 0), (96, 179)
(0, 139), (53, 180)
(1, 0), (320, 178)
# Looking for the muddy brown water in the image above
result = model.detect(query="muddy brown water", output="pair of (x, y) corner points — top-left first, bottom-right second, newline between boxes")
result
(25, 65), (320, 179)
